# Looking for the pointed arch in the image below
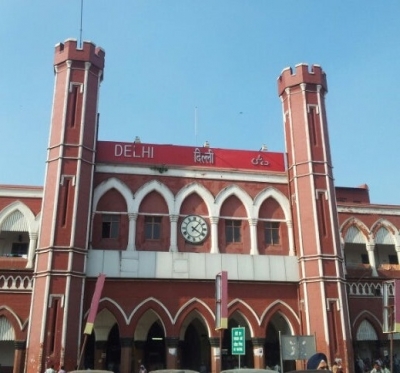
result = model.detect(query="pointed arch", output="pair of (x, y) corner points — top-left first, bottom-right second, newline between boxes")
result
(253, 187), (291, 221)
(134, 309), (166, 341)
(340, 218), (370, 244)
(174, 298), (215, 338)
(214, 185), (253, 217)
(371, 219), (399, 245)
(0, 306), (25, 336)
(93, 308), (118, 341)
(0, 201), (38, 233)
(260, 300), (299, 335)
(92, 178), (132, 212)
(133, 180), (175, 215)
(175, 183), (214, 216)
(352, 310), (382, 336)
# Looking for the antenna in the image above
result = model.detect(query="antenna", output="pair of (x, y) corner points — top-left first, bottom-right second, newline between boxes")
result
(79, 0), (84, 48)
(195, 106), (198, 146)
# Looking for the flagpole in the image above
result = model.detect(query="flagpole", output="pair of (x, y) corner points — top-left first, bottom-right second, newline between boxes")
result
(77, 334), (88, 369)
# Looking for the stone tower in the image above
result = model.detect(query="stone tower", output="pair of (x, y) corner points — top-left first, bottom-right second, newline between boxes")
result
(25, 39), (105, 373)
(278, 64), (353, 370)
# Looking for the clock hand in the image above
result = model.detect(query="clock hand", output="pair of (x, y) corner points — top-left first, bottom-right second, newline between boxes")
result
(191, 222), (201, 234)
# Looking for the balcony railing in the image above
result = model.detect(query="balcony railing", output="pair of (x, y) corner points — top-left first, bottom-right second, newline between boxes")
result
(0, 274), (33, 291)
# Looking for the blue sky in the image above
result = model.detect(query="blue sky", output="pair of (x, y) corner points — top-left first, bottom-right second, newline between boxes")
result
(1, 1), (399, 205)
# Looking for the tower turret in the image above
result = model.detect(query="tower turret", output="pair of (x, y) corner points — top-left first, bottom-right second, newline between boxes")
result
(278, 64), (353, 370)
(26, 39), (105, 373)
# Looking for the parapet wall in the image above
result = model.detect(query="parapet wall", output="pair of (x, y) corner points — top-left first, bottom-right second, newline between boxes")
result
(277, 63), (327, 96)
(54, 39), (105, 70)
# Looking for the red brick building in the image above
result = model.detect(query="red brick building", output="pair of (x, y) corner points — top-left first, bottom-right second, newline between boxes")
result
(1, 39), (399, 373)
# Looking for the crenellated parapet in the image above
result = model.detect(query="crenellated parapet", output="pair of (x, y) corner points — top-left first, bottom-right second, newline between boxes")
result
(54, 38), (105, 70)
(277, 63), (327, 96)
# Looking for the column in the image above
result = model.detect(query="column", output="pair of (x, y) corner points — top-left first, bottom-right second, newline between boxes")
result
(251, 337), (265, 369)
(209, 337), (220, 373)
(395, 244), (400, 267)
(169, 215), (179, 252)
(210, 217), (219, 254)
(366, 242), (378, 277)
(120, 337), (134, 373)
(165, 337), (180, 368)
(127, 213), (138, 251)
(248, 218), (258, 255)
(13, 341), (26, 373)
(26, 232), (37, 268)
(286, 220), (295, 256)
(94, 340), (107, 370)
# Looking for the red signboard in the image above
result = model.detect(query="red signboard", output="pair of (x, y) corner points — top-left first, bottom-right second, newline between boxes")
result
(96, 141), (286, 172)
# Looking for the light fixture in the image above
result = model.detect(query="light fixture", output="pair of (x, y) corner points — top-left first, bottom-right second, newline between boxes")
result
(260, 144), (268, 151)
(134, 136), (141, 143)
(203, 141), (209, 148)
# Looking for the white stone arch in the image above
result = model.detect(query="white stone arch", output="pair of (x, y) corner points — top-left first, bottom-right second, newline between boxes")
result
(178, 308), (212, 340)
(340, 218), (370, 244)
(174, 182), (214, 217)
(371, 219), (399, 246)
(0, 201), (38, 234)
(253, 187), (291, 221)
(0, 305), (24, 332)
(229, 308), (255, 339)
(93, 308), (118, 341)
(134, 309), (167, 341)
(228, 298), (260, 336)
(133, 180), (175, 215)
(352, 310), (382, 332)
(92, 177), (132, 212)
(260, 299), (300, 332)
(214, 184), (253, 218)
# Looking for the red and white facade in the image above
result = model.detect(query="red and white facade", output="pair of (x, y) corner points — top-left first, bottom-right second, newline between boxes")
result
(1, 39), (400, 373)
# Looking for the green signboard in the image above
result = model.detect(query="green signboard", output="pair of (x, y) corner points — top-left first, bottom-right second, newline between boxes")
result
(231, 327), (245, 355)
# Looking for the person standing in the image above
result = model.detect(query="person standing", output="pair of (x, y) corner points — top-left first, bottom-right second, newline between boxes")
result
(45, 365), (55, 373)
(371, 361), (383, 373)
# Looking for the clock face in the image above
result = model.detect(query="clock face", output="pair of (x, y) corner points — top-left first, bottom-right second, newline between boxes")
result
(180, 215), (208, 243)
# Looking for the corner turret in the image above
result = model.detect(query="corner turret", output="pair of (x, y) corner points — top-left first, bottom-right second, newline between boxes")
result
(277, 63), (327, 96)
(54, 38), (105, 72)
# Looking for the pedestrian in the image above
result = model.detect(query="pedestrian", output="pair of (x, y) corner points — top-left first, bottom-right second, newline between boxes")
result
(307, 352), (329, 370)
(45, 365), (56, 373)
(371, 361), (382, 373)
(139, 365), (147, 373)
(58, 366), (66, 373)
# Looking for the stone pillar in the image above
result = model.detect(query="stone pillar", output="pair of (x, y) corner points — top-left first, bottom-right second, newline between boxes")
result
(169, 215), (179, 252)
(209, 337), (221, 373)
(248, 219), (258, 255)
(367, 242), (378, 277)
(26, 232), (37, 268)
(395, 244), (400, 267)
(165, 337), (179, 369)
(13, 341), (26, 373)
(210, 217), (219, 254)
(128, 213), (138, 250)
(286, 220), (295, 256)
(134, 341), (146, 372)
(120, 337), (134, 373)
(251, 338), (266, 369)
(94, 341), (107, 370)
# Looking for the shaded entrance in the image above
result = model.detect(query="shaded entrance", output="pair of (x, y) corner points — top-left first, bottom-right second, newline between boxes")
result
(264, 313), (295, 372)
(181, 318), (211, 372)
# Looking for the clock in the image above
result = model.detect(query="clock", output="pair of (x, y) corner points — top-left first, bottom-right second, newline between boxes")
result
(180, 215), (209, 243)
